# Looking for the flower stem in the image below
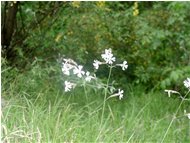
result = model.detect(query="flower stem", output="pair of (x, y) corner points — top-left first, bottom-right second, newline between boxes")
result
(161, 90), (190, 143)
(83, 83), (88, 102)
(100, 65), (113, 127)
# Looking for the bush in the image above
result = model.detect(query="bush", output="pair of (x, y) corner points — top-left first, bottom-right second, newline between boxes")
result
(2, 1), (190, 89)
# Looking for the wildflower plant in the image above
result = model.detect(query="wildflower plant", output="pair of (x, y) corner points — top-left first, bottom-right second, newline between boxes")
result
(161, 77), (190, 143)
(61, 48), (128, 126)
(61, 48), (128, 100)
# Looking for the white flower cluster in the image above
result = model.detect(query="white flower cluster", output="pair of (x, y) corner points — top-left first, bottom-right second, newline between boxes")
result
(93, 60), (102, 70)
(62, 58), (95, 92)
(64, 81), (76, 92)
(117, 61), (128, 71)
(184, 78), (190, 90)
(92, 48), (128, 100)
(101, 48), (116, 64)
(62, 48), (128, 100)
(93, 48), (128, 71)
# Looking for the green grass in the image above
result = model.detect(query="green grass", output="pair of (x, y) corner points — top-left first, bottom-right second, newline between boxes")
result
(1, 65), (190, 143)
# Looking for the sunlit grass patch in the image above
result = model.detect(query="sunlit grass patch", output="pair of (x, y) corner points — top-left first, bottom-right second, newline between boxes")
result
(1, 60), (189, 142)
(2, 86), (189, 142)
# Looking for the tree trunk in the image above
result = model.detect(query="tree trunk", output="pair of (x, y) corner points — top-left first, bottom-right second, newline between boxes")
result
(1, 2), (18, 61)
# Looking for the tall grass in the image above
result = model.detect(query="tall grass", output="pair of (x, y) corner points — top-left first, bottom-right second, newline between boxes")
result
(1, 64), (190, 142)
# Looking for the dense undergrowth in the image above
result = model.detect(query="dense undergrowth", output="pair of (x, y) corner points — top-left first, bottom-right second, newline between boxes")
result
(1, 62), (190, 142)
(2, 2), (190, 89)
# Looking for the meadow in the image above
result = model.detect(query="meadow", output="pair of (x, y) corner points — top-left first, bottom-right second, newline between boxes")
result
(1, 1), (190, 143)
(1, 63), (190, 143)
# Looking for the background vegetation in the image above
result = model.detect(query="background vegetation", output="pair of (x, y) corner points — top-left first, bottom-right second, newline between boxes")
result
(1, 1), (190, 142)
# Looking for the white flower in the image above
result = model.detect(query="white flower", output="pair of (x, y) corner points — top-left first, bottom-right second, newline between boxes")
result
(187, 113), (190, 119)
(184, 78), (190, 89)
(101, 48), (116, 64)
(64, 81), (75, 92)
(108, 89), (124, 100)
(184, 110), (190, 119)
(62, 62), (75, 75)
(164, 90), (181, 97)
(118, 89), (124, 100)
(62, 66), (70, 75)
(117, 61), (128, 71)
(85, 71), (95, 82)
(93, 60), (102, 69)
(73, 65), (85, 78)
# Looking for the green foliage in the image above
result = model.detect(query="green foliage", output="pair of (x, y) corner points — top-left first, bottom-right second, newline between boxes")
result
(2, 71), (190, 142)
(2, 1), (190, 88)
(160, 66), (190, 90)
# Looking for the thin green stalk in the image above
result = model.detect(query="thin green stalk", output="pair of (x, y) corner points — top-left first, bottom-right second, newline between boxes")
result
(100, 65), (113, 128)
(83, 82), (88, 102)
(82, 81), (90, 115)
(161, 90), (190, 143)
